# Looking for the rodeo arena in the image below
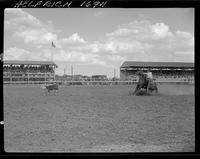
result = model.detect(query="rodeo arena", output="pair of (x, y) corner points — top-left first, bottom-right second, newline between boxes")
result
(3, 60), (195, 152)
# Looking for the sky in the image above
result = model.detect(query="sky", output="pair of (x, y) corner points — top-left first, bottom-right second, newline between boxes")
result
(4, 8), (194, 78)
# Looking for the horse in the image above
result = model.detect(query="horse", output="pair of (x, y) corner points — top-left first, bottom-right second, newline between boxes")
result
(146, 79), (158, 94)
(132, 71), (158, 95)
(132, 71), (148, 95)
(42, 83), (59, 96)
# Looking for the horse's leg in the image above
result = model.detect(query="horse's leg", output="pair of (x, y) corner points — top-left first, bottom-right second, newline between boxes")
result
(146, 82), (150, 94)
(146, 80), (153, 94)
(147, 84), (151, 94)
(155, 84), (158, 93)
(132, 87), (137, 95)
(133, 84), (140, 95)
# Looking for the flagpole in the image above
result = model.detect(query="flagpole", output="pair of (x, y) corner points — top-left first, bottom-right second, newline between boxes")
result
(51, 52), (53, 62)
(51, 41), (54, 61)
(51, 41), (56, 82)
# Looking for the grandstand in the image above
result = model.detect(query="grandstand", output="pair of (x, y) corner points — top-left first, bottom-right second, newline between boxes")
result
(3, 60), (57, 84)
(3, 60), (195, 85)
(120, 61), (194, 82)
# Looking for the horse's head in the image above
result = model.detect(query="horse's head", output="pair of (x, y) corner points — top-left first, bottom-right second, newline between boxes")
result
(135, 71), (148, 88)
(136, 70), (143, 76)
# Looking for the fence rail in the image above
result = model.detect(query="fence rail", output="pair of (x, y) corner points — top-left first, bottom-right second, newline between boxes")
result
(3, 80), (194, 85)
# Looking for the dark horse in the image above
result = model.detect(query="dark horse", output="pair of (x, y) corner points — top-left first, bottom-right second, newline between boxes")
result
(133, 71), (158, 95)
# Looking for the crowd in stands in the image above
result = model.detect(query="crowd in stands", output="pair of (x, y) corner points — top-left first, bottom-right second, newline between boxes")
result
(122, 70), (194, 82)
(3, 65), (54, 73)
(4, 65), (194, 83)
(153, 70), (194, 78)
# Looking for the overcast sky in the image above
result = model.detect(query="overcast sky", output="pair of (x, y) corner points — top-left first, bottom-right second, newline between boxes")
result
(4, 8), (194, 77)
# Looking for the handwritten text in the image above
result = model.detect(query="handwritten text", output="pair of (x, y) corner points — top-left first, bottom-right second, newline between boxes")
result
(14, 0), (108, 8)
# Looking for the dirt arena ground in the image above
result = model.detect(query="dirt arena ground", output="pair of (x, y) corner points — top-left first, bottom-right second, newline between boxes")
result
(3, 83), (195, 152)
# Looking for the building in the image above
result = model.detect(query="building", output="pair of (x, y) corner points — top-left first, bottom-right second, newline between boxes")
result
(3, 60), (57, 83)
(120, 61), (194, 82)
(91, 75), (108, 81)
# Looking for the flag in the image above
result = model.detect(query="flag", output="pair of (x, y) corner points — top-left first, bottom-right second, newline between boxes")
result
(51, 41), (56, 48)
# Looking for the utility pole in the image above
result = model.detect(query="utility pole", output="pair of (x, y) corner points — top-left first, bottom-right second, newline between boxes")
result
(114, 68), (116, 78)
(51, 41), (56, 61)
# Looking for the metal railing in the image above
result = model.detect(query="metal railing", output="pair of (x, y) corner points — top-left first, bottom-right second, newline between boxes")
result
(3, 79), (194, 85)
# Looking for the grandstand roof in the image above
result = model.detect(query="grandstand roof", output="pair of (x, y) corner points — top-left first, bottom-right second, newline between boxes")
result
(4, 60), (57, 66)
(121, 61), (194, 68)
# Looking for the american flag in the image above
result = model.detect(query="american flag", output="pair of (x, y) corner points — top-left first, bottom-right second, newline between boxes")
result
(51, 41), (56, 48)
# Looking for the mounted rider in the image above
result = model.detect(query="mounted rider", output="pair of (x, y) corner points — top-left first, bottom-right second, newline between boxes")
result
(133, 70), (148, 95)
(143, 69), (154, 83)
(143, 69), (157, 93)
(133, 69), (158, 95)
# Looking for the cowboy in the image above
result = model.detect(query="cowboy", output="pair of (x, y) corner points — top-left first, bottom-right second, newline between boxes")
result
(143, 69), (157, 93)
(143, 69), (153, 83)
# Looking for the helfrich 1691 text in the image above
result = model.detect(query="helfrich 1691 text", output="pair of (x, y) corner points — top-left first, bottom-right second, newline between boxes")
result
(14, 0), (108, 8)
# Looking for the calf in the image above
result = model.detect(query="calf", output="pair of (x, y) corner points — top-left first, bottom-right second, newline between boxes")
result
(42, 83), (59, 95)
